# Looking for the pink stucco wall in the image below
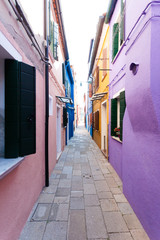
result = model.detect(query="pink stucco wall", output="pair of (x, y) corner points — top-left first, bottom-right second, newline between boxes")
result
(0, 64), (45, 240)
(0, 2), (46, 240)
(0, 1), (66, 239)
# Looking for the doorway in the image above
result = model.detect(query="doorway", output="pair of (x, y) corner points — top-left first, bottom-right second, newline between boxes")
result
(56, 106), (61, 160)
(101, 101), (107, 156)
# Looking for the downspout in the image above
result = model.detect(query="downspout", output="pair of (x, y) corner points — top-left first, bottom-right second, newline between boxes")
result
(44, 0), (49, 187)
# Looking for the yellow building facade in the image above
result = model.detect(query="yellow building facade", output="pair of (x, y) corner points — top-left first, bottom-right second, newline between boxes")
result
(92, 24), (110, 157)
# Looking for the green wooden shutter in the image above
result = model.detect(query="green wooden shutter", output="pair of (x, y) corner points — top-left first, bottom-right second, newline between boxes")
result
(120, 0), (125, 45)
(63, 107), (67, 127)
(19, 62), (36, 156)
(49, 0), (51, 44)
(120, 91), (126, 141)
(5, 60), (20, 158)
(62, 63), (66, 85)
(5, 60), (36, 158)
(112, 23), (119, 61)
(53, 22), (58, 60)
(111, 98), (117, 136)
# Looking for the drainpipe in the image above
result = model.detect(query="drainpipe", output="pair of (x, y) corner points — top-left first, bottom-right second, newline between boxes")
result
(44, 0), (49, 187)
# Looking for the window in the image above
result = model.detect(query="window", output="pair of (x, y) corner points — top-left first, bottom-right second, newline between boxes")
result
(112, 0), (125, 61)
(102, 48), (107, 79)
(49, 0), (59, 61)
(94, 66), (99, 91)
(5, 60), (36, 158)
(93, 110), (99, 131)
(111, 91), (126, 141)
(62, 63), (66, 85)
(63, 107), (67, 128)
(89, 83), (92, 98)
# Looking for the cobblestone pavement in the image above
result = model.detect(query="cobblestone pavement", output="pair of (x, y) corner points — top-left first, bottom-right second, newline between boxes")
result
(19, 126), (150, 240)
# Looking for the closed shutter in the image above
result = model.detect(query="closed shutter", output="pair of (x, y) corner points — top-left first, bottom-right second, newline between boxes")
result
(5, 60), (36, 158)
(90, 113), (92, 127)
(96, 66), (99, 89)
(62, 63), (66, 85)
(19, 62), (36, 156)
(95, 111), (99, 130)
(103, 48), (107, 77)
(92, 113), (95, 129)
(120, 0), (125, 45)
(49, 0), (51, 45)
(111, 98), (117, 136)
(112, 23), (119, 61)
(120, 91), (126, 141)
(53, 22), (58, 60)
(5, 60), (20, 158)
(63, 107), (67, 127)
(89, 83), (92, 98)
(49, 1), (54, 54)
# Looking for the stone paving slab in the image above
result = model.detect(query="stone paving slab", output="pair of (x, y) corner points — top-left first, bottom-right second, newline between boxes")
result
(84, 194), (100, 206)
(31, 203), (52, 221)
(19, 127), (150, 240)
(67, 210), (87, 240)
(85, 206), (108, 239)
(109, 232), (133, 240)
(19, 222), (46, 240)
(43, 221), (67, 240)
(103, 211), (128, 233)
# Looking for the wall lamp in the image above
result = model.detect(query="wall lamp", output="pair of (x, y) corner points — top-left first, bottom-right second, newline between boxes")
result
(130, 62), (139, 75)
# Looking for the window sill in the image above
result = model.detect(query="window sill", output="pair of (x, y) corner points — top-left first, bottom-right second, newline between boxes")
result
(0, 157), (24, 180)
(112, 136), (122, 144)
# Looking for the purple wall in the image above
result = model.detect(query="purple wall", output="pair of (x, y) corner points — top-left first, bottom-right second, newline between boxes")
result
(109, 1), (160, 240)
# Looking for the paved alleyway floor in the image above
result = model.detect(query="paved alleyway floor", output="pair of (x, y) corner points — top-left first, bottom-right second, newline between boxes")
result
(19, 126), (150, 240)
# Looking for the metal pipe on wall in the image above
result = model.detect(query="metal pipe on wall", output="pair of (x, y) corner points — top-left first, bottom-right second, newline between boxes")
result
(44, 0), (49, 187)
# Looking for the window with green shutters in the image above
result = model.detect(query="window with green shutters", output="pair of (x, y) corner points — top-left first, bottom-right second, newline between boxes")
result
(112, 23), (119, 61)
(5, 59), (36, 158)
(111, 98), (117, 136)
(111, 91), (126, 141)
(112, 1), (125, 61)
(49, 0), (59, 61)
(120, 0), (125, 45)
(53, 21), (58, 61)
(120, 91), (126, 141)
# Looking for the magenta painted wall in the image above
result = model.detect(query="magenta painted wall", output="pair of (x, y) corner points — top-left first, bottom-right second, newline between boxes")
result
(109, 1), (160, 240)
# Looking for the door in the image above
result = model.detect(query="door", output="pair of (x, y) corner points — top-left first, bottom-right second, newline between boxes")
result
(101, 101), (107, 156)
(56, 106), (61, 158)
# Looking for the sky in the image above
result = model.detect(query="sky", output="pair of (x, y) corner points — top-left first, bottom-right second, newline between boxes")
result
(19, 0), (109, 105)
(60, 0), (108, 104)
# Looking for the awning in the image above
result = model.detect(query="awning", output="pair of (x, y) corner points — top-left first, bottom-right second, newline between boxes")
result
(56, 96), (73, 104)
(91, 92), (108, 101)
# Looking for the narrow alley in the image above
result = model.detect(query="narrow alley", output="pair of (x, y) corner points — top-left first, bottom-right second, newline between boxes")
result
(19, 126), (149, 240)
